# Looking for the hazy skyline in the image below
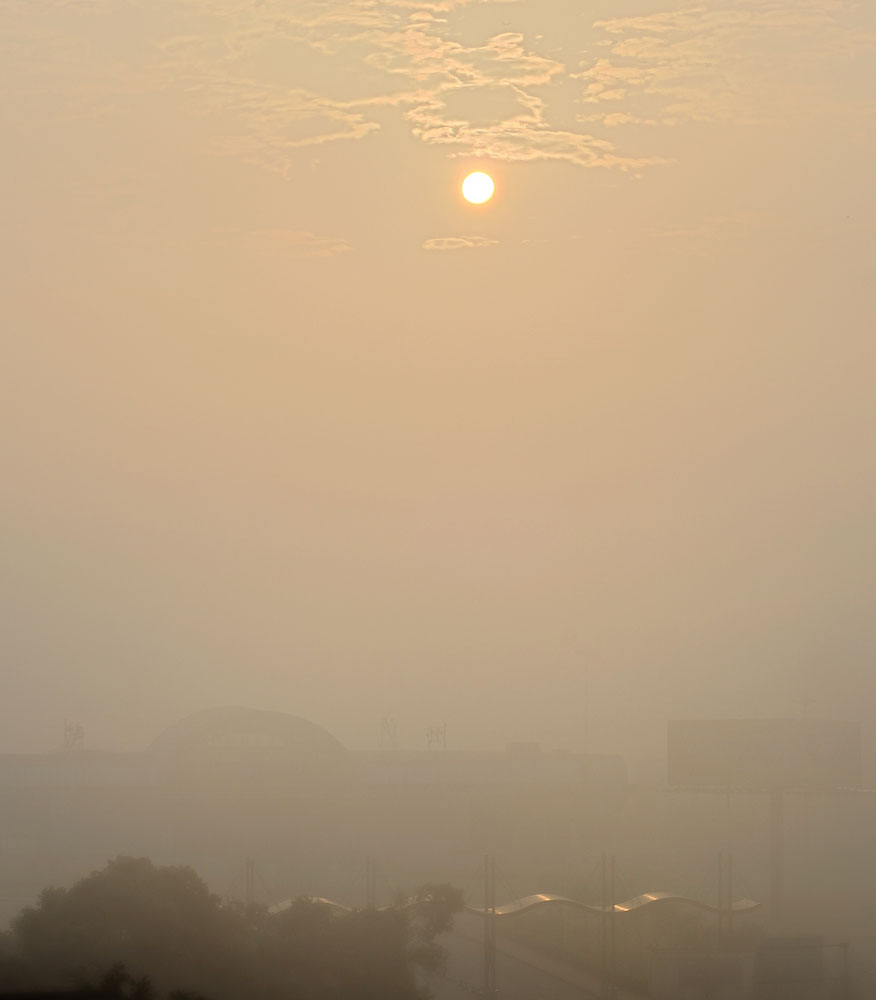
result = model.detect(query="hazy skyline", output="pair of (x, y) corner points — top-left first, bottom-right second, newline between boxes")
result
(3, 0), (875, 761)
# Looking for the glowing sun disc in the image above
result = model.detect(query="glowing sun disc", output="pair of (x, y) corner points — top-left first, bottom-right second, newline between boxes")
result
(462, 171), (495, 204)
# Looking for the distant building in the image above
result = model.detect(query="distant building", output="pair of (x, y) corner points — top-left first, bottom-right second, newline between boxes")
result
(0, 707), (627, 923)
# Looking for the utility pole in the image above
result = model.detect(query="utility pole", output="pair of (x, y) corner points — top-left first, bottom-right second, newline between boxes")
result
(483, 855), (496, 999)
(609, 855), (617, 997)
(600, 853), (608, 998)
(599, 854), (617, 999)
(727, 853), (734, 939)
(244, 858), (255, 906)
(365, 856), (376, 909)
(717, 852), (738, 943)
(769, 788), (784, 924)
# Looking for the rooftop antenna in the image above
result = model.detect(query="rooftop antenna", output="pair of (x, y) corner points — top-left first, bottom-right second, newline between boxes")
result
(379, 717), (398, 750)
(426, 722), (447, 751)
(63, 721), (85, 751)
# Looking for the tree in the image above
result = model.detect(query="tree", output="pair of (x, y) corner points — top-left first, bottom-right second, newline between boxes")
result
(0, 859), (463, 1000)
(254, 886), (464, 1000)
(408, 883), (465, 942)
(5, 858), (252, 1000)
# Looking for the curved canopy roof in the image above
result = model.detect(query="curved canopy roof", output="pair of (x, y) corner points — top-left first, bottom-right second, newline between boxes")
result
(149, 706), (348, 759)
(467, 891), (761, 917)
(269, 891), (761, 918)
(148, 707), (351, 791)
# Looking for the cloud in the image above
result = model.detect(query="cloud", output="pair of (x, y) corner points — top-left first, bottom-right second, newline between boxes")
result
(207, 87), (382, 174)
(155, 7), (657, 172)
(381, 32), (665, 169)
(365, 28), (563, 88)
(578, 111), (659, 128)
(422, 235), (499, 250)
(644, 210), (775, 258)
(405, 90), (664, 168)
(212, 228), (353, 259)
(579, 1), (876, 125)
(10, 0), (868, 183)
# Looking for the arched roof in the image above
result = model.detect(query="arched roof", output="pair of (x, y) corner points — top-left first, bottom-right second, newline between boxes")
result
(268, 891), (761, 918)
(466, 892), (761, 918)
(148, 706), (348, 768)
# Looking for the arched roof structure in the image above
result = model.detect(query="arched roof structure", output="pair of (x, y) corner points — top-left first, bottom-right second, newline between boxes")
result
(269, 891), (761, 918)
(150, 706), (347, 757)
(148, 706), (350, 788)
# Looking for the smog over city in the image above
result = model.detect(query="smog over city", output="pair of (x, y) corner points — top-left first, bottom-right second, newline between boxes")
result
(2, 1), (875, 998)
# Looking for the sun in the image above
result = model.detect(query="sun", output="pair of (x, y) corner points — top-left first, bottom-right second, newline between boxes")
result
(462, 171), (495, 205)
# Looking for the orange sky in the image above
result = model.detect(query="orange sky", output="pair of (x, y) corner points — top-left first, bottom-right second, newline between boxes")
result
(2, 0), (875, 761)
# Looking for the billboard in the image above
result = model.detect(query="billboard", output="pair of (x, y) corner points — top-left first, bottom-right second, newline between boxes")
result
(667, 719), (861, 789)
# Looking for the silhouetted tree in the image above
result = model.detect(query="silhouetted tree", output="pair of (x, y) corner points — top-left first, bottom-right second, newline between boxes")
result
(0, 859), (463, 1000)
(404, 883), (465, 975)
(4, 858), (252, 1000)
(254, 887), (463, 1000)
(86, 962), (154, 1000)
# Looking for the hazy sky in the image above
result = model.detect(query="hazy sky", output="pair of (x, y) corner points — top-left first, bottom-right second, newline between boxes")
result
(2, 0), (875, 760)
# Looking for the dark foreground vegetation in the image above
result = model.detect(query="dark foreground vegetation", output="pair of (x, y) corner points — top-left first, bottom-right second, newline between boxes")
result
(0, 858), (463, 1000)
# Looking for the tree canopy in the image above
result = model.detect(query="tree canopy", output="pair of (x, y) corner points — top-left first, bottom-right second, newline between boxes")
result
(0, 858), (463, 1000)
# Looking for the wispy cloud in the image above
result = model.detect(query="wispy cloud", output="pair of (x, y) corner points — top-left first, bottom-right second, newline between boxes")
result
(366, 28), (563, 88)
(579, 1), (876, 126)
(151, 2), (663, 171)
(153, 5), (667, 172)
(212, 228), (353, 259)
(5, 0), (872, 182)
(644, 210), (775, 258)
(422, 235), (498, 250)
(405, 89), (663, 168)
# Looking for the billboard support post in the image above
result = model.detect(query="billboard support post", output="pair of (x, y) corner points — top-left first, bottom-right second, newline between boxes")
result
(769, 787), (784, 924)
(667, 719), (860, 931)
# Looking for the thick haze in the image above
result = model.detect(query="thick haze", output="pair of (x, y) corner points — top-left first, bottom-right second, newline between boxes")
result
(2, 0), (875, 760)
